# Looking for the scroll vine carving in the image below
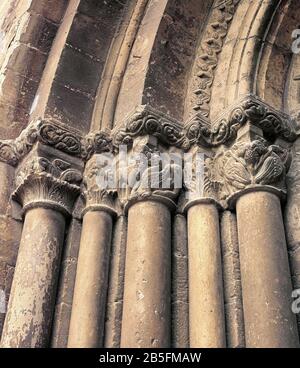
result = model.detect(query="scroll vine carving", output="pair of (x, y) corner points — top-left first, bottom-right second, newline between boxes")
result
(0, 120), (42, 166)
(185, 96), (297, 148)
(112, 105), (190, 150)
(0, 120), (113, 167)
(190, 0), (240, 118)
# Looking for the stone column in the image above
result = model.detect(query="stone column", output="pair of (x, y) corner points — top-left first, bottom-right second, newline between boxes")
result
(221, 211), (245, 348)
(104, 215), (127, 348)
(172, 213), (189, 348)
(236, 189), (299, 348)
(215, 124), (299, 348)
(284, 137), (300, 333)
(0, 150), (81, 347)
(120, 197), (173, 348)
(68, 155), (116, 348)
(186, 199), (226, 348)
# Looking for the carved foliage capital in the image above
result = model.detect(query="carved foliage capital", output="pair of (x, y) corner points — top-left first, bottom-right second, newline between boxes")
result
(12, 156), (82, 216)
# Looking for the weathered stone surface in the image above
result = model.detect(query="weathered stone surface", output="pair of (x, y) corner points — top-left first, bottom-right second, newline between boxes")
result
(0, 0), (300, 350)
(104, 215), (127, 348)
(68, 211), (113, 348)
(0, 0), (66, 138)
(51, 219), (81, 348)
(0, 208), (66, 348)
(221, 211), (245, 348)
(121, 200), (172, 348)
(171, 214), (189, 348)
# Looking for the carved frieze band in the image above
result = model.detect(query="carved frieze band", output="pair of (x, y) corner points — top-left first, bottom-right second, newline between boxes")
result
(0, 98), (297, 211)
(112, 105), (190, 150)
(185, 95), (297, 148)
(0, 97), (296, 168)
(0, 120), (112, 166)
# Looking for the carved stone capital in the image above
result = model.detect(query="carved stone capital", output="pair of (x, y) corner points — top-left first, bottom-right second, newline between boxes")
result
(0, 120), (113, 167)
(182, 146), (222, 212)
(208, 135), (290, 207)
(12, 145), (83, 216)
(82, 154), (117, 216)
(117, 136), (181, 212)
(185, 95), (297, 148)
(112, 105), (190, 150)
(0, 120), (42, 166)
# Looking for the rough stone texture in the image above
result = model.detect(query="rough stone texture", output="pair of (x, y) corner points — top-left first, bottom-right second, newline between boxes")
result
(121, 201), (171, 348)
(0, 162), (22, 337)
(104, 215), (127, 348)
(32, 0), (129, 133)
(115, 0), (214, 123)
(0, 0), (67, 139)
(0, 208), (65, 347)
(284, 137), (300, 334)
(221, 211), (245, 348)
(171, 214), (189, 348)
(0, 0), (300, 349)
(51, 218), (82, 348)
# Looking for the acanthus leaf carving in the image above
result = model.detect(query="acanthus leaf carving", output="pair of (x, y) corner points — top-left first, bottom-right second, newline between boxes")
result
(13, 156), (82, 216)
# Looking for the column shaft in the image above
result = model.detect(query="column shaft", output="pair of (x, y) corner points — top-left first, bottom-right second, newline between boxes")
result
(68, 211), (113, 348)
(121, 200), (171, 348)
(187, 203), (226, 348)
(1, 207), (65, 348)
(236, 191), (299, 347)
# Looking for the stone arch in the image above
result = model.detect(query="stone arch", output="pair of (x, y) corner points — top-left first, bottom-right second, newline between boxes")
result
(206, 0), (300, 121)
(112, 0), (214, 126)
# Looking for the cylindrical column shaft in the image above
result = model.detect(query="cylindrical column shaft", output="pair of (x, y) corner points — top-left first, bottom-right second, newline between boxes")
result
(236, 191), (299, 348)
(104, 215), (127, 348)
(1, 207), (65, 348)
(121, 200), (171, 348)
(172, 214), (189, 348)
(68, 210), (113, 348)
(187, 203), (226, 348)
(221, 211), (245, 348)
